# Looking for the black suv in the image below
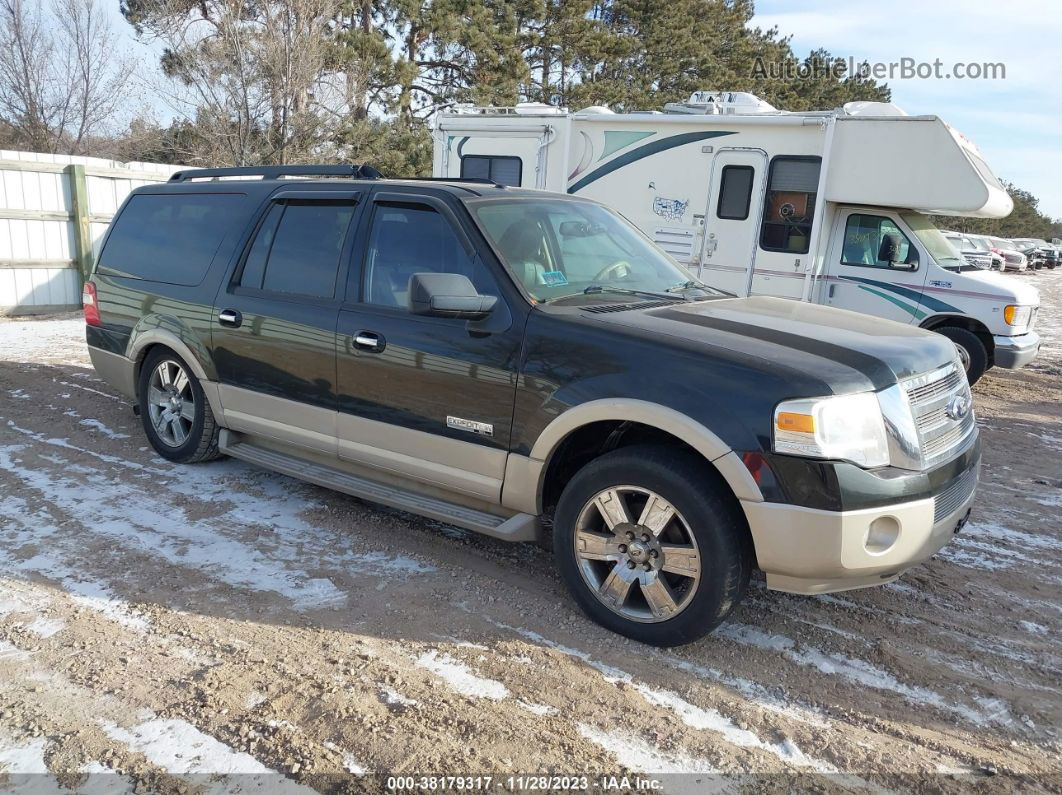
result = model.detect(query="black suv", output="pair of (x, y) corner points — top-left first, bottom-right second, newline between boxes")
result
(85, 165), (980, 645)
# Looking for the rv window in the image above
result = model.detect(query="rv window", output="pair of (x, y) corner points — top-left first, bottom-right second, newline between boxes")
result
(716, 165), (754, 220)
(840, 214), (918, 269)
(461, 155), (523, 187)
(759, 157), (820, 254)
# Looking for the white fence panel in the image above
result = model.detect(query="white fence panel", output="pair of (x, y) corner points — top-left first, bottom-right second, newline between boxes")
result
(0, 150), (181, 315)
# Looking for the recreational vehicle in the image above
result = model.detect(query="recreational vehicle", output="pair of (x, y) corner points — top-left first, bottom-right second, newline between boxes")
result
(433, 93), (1040, 383)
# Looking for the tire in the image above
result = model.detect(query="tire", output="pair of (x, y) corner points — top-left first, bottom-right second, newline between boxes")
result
(936, 326), (988, 386)
(553, 444), (752, 647)
(138, 347), (221, 463)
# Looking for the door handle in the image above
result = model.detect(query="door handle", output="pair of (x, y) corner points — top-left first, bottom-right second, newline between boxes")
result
(218, 309), (242, 328)
(352, 331), (384, 352)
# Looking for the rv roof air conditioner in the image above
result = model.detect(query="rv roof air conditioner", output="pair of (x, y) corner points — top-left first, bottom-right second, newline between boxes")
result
(663, 91), (778, 115)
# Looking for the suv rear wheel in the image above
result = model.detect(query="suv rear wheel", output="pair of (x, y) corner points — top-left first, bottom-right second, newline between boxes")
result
(138, 348), (221, 463)
(553, 445), (751, 646)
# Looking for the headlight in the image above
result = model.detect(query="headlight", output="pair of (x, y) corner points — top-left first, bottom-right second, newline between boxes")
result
(773, 392), (890, 468)
(1003, 304), (1033, 327)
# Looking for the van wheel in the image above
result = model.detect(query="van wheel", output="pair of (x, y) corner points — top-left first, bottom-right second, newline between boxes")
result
(553, 445), (751, 647)
(138, 348), (221, 463)
(936, 327), (987, 385)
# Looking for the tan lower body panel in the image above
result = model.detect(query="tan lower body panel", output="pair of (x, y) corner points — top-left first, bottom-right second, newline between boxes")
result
(217, 384), (505, 503)
(742, 487), (975, 595)
(89, 345), (225, 421)
(337, 413), (505, 503)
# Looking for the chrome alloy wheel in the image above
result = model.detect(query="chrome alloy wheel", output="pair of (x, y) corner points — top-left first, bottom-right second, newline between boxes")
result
(146, 359), (195, 447)
(573, 486), (701, 623)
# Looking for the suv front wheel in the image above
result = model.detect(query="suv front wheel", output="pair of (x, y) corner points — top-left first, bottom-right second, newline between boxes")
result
(553, 445), (752, 646)
(138, 347), (221, 463)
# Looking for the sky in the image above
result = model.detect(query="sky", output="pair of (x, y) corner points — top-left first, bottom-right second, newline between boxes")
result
(751, 0), (1062, 219)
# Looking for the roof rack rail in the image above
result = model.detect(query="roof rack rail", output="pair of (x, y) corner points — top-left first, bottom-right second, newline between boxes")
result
(392, 176), (507, 188)
(168, 164), (383, 182)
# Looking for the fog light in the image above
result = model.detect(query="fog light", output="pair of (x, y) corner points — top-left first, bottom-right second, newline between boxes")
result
(865, 516), (900, 554)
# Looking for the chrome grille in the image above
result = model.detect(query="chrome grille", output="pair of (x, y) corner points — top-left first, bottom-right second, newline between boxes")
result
(903, 363), (975, 468)
(934, 466), (978, 522)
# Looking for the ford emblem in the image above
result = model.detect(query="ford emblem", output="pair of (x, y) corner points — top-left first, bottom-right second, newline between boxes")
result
(945, 394), (970, 421)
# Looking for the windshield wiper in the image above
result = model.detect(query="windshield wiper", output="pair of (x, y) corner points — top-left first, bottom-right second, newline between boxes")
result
(543, 285), (683, 304)
(583, 284), (686, 301)
(666, 279), (734, 298)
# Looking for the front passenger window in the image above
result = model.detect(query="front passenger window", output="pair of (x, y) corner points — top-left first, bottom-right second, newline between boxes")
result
(362, 204), (497, 308)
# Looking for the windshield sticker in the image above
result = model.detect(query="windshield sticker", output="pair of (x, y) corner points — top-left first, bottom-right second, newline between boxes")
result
(652, 197), (689, 221)
(541, 270), (569, 286)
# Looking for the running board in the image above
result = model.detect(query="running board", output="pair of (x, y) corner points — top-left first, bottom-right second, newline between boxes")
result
(219, 431), (537, 542)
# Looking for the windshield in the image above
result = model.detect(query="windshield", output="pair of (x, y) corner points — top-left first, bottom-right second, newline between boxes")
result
(470, 198), (724, 303)
(966, 236), (990, 252)
(992, 238), (1017, 251)
(900, 212), (965, 268)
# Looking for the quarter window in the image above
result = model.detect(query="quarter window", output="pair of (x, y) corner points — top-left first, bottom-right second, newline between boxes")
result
(759, 157), (821, 254)
(361, 204), (497, 308)
(240, 201), (355, 298)
(716, 165), (754, 221)
(841, 214), (918, 268)
(460, 155), (522, 187)
(98, 193), (243, 286)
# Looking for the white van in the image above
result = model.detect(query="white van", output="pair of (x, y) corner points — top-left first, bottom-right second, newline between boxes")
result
(433, 92), (1040, 383)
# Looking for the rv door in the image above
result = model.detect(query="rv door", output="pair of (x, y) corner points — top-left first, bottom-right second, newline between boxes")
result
(696, 149), (766, 296)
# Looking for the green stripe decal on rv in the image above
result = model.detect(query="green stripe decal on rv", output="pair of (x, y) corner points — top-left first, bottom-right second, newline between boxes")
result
(856, 285), (927, 320)
(599, 130), (654, 161)
(839, 275), (962, 314)
(568, 130), (736, 194)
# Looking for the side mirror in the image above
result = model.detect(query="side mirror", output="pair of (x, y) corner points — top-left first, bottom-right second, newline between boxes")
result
(877, 233), (902, 263)
(878, 234), (917, 270)
(408, 272), (497, 320)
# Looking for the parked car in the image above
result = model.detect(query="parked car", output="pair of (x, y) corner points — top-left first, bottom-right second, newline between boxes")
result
(987, 237), (1029, 272)
(963, 234), (1005, 270)
(942, 231), (995, 270)
(1012, 239), (1058, 269)
(84, 165), (982, 646)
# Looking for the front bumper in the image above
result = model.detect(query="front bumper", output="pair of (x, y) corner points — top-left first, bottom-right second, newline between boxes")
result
(741, 452), (981, 595)
(993, 331), (1040, 369)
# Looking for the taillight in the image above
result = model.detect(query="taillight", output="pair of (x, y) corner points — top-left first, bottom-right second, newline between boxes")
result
(83, 281), (101, 327)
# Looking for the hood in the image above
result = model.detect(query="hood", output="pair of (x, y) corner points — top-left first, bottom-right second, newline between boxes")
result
(586, 296), (958, 393)
(950, 268), (1040, 306)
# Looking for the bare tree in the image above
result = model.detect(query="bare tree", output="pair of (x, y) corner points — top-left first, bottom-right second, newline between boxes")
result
(126, 0), (343, 165)
(0, 0), (137, 154)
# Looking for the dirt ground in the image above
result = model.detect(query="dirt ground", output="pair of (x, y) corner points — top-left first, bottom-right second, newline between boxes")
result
(0, 272), (1059, 794)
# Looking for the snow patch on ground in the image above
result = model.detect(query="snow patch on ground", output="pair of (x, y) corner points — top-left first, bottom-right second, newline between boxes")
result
(25, 617), (65, 638)
(0, 319), (87, 365)
(717, 623), (1003, 726)
(416, 651), (509, 700)
(578, 724), (719, 776)
(380, 686), (418, 707)
(102, 718), (313, 792)
(78, 418), (130, 440)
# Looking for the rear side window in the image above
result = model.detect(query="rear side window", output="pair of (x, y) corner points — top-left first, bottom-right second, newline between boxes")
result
(759, 157), (821, 254)
(240, 201), (356, 299)
(716, 165), (754, 220)
(98, 193), (243, 285)
(461, 155), (522, 187)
